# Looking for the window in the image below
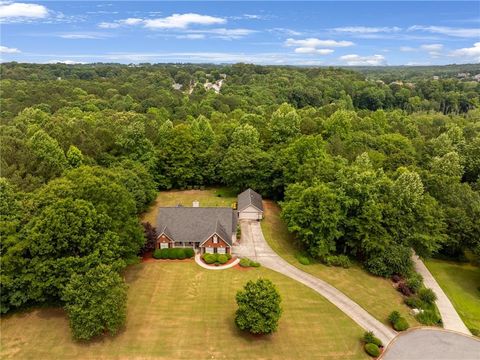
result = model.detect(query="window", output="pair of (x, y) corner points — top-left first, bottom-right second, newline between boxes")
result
(217, 247), (226, 254)
(160, 243), (169, 249)
(213, 235), (218, 244)
(205, 247), (214, 254)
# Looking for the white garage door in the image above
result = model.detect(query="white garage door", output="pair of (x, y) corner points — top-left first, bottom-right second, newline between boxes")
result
(217, 247), (226, 254)
(160, 243), (169, 249)
(239, 211), (260, 220)
(205, 247), (214, 254)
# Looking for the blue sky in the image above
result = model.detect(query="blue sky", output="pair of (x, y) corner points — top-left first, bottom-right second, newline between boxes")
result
(1, 1), (479, 65)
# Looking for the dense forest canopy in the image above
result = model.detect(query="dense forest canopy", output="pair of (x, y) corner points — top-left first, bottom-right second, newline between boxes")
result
(1, 62), (479, 338)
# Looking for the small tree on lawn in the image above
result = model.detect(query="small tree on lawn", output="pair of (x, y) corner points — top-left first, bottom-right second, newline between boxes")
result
(140, 221), (157, 255)
(235, 278), (282, 334)
(62, 264), (127, 340)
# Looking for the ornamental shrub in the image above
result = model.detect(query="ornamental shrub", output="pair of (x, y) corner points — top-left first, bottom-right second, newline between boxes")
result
(217, 254), (228, 264)
(415, 309), (441, 326)
(364, 343), (381, 357)
(239, 258), (261, 267)
(391, 274), (401, 283)
(159, 249), (169, 259)
(388, 311), (401, 324)
(397, 282), (413, 296)
(393, 318), (409, 331)
(363, 331), (383, 347)
(203, 253), (217, 264)
(418, 288), (437, 304)
(168, 248), (177, 260)
(176, 248), (186, 260)
(184, 248), (195, 258)
(226, 253), (232, 260)
(298, 256), (310, 265)
(153, 249), (162, 259)
(405, 273), (423, 293)
(239, 258), (250, 267)
(324, 254), (351, 268)
(235, 278), (282, 334)
(404, 296), (425, 309)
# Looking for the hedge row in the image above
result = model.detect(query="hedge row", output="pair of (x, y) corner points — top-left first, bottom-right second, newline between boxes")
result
(202, 253), (232, 265)
(239, 258), (261, 268)
(153, 248), (195, 260)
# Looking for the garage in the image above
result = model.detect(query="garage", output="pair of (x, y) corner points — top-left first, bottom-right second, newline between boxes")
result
(237, 188), (264, 221)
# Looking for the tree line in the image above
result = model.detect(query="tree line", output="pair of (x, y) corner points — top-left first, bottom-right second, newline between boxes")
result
(1, 63), (479, 339)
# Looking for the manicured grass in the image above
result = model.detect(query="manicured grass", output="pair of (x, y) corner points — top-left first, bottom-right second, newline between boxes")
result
(425, 258), (480, 333)
(0, 262), (367, 359)
(261, 200), (419, 327)
(141, 187), (237, 226)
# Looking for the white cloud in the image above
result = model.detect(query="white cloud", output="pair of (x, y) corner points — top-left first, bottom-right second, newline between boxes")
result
(176, 34), (206, 40)
(400, 46), (416, 52)
(294, 47), (334, 55)
(332, 26), (401, 33)
(450, 42), (480, 61)
(420, 44), (443, 51)
(144, 13), (225, 29)
(189, 28), (256, 39)
(339, 54), (386, 66)
(98, 18), (145, 29)
(285, 38), (352, 56)
(408, 25), (480, 38)
(0, 45), (20, 53)
(268, 28), (302, 36)
(46, 60), (86, 65)
(59, 33), (107, 39)
(98, 21), (120, 29)
(243, 14), (263, 20)
(0, 1), (48, 20)
(285, 38), (354, 48)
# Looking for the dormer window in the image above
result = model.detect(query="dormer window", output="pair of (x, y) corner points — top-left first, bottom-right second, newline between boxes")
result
(213, 235), (218, 244)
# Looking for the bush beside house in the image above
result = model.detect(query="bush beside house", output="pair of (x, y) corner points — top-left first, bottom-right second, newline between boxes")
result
(153, 248), (194, 260)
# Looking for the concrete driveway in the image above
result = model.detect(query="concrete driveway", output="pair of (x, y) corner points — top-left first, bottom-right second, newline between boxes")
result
(233, 220), (397, 345)
(412, 254), (471, 335)
(381, 328), (480, 360)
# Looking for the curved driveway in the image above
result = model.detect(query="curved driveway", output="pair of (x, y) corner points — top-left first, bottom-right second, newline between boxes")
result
(233, 220), (397, 345)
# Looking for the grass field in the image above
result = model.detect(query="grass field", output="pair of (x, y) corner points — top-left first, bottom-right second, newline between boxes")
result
(0, 262), (367, 360)
(261, 200), (419, 327)
(141, 188), (237, 226)
(425, 259), (480, 333)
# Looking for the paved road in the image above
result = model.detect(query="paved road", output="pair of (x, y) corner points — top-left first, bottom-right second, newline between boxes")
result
(412, 254), (471, 335)
(233, 220), (397, 345)
(381, 328), (480, 360)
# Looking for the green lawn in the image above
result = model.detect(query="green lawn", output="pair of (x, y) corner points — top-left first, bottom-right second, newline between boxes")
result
(141, 188), (237, 226)
(0, 262), (367, 360)
(425, 258), (480, 333)
(261, 200), (419, 327)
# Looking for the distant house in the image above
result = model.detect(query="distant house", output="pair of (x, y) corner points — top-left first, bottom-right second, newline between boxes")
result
(156, 206), (237, 254)
(155, 189), (264, 253)
(237, 188), (263, 220)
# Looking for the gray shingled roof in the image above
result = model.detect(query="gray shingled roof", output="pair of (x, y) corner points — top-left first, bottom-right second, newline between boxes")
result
(237, 188), (263, 212)
(156, 207), (237, 246)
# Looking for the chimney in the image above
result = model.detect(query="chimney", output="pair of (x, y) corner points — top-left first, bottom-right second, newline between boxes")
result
(193, 201), (199, 207)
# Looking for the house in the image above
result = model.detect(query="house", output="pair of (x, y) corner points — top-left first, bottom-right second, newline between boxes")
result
(155, 189), (263, 253)
(156, 206), (237, 254)
(237, 188), (263, 220)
